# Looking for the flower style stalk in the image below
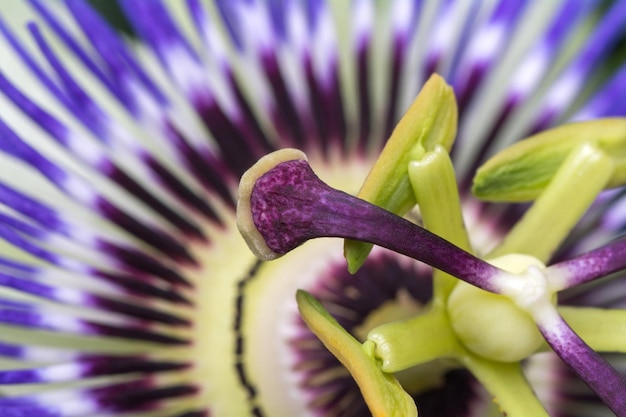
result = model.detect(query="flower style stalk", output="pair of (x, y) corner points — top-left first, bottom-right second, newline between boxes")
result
(0, 1), (625, 417)
(238, 150), (503, 292)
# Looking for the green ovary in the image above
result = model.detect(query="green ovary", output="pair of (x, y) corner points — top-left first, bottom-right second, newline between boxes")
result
(447, 254), (549, 363)
(447, 282), (542, 362)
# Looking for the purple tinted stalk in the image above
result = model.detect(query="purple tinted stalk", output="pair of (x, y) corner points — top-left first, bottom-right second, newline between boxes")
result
(538, 310), (626, 416)
(64, 0), (167, 105)
(248, 159), (503, 292)
(453, 0), (527, 113)
(0, 379), (199, 415)
(353, 0), (373, 151)
(27, 23), (108, 139)
(27, 0), (134, 111)
(530, 0), (626, 133)
(382, 0), (421, 138)
(214, 0), (245, 50)
(0, 306), (188, 345)
(295, 0), (346, 155)
(572, 63), (626, 120)
(0, 269), (189, 326)
(0, 357), (188, 384)
(119, 0), (198, 70)
(0, 55), (206, 240)
(546, 235), (626, 290)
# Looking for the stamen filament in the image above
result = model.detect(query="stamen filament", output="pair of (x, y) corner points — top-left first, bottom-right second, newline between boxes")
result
(409, 144), (472, 301)
(488, 143), (614, 262)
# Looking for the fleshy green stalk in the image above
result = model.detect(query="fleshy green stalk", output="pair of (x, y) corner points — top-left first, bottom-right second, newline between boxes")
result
(409, 144), (472, 301)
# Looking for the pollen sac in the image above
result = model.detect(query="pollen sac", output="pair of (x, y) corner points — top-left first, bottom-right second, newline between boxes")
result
(472, 119), (626, 201)
(345, 74), (458, 273)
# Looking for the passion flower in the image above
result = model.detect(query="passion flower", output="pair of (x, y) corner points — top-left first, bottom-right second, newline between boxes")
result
(0, 1), (625, 417)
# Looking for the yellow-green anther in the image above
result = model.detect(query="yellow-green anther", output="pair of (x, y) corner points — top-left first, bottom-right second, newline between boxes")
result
(345, 74), (458, 273)
(409, 144), (472, 300)
(560, 307), (626, 353)
(488, 142), (614, 262)
(296, 290), (417, 417)
(473, 118), (626, 202)
(367, 307), (460, 373)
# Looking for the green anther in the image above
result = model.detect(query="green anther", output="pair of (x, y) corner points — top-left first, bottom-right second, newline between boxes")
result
(409, 144), (472, 301)
(487, 142), (614, 262)
(473, 118), (626, 202)
(296, 290), (417, 417)
(560, 307), (626, 353)
(345, 74), (458, 273)
(367, 307), (461, 373)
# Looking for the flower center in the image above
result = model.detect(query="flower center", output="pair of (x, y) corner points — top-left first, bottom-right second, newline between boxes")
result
(447, 254), (549, 362)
